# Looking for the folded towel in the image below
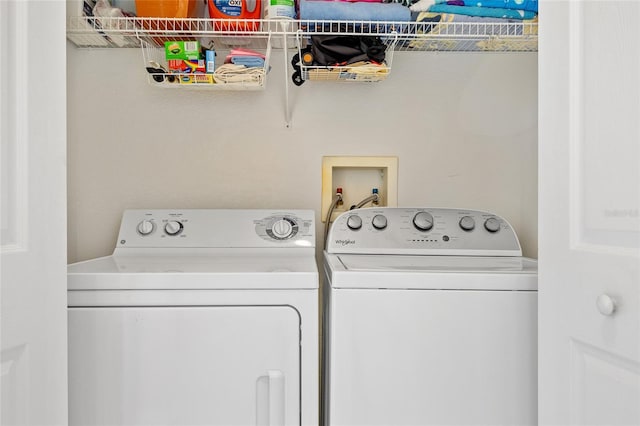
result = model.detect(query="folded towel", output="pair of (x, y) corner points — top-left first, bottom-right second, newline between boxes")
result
(428, 3), (536, 19)
(229, 56), (266, 68)
(299, 0), (411, 21)
(436, 0), (537, 13)
(413, 11), (533, 34)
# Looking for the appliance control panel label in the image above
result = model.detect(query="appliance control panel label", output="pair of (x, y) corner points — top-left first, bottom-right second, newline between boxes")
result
(327, 207), (521, 256)
(116, 209), (315, 249)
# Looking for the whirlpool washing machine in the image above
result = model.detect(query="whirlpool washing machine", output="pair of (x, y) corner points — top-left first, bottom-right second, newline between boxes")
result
(323, 207), (537, 426)
(68, 209), (318, 426)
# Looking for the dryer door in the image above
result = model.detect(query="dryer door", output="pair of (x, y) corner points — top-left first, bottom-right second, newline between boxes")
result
(69, 306), (300, 426)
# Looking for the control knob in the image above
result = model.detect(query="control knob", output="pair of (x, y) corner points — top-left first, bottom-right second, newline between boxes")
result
(413, 212), (434, 231)
(484, 217), (501, 233)
(372, 214), (388, 230)
(165, 220), (184, 236)
(347, 215), (363, 230)
(137, 220), (155, 235)
(271, 218), (294, 239)
(459, 216), (475, 231)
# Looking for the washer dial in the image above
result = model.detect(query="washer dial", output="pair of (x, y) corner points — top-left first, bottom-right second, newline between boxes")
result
(413, 212), (434, 231)
(484, 217), (501, 233)
(347, 215), (363, 230)
(372, 214), (388, 230)
(459, 216), (475, 231)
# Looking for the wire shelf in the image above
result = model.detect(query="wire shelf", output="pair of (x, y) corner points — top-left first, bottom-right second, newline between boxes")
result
(296, 31), (397, 83)
(67, 16), (537, 52)
(140, 36), (271, 90)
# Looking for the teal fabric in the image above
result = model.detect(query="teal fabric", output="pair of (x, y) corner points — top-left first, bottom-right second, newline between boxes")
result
(435, 0), (538, 13)
(429, 3), (536, 19)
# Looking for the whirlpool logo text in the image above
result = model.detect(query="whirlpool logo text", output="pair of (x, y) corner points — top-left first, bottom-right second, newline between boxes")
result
(335, 239), (356, 246)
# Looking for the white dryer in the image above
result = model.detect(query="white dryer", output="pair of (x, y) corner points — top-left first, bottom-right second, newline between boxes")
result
(323, 207), (537, 426)
(68, 209), (318, 426)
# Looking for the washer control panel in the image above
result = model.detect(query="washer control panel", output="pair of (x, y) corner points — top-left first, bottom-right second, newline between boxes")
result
(116, 209), (314, 249)
(327, 207), (522, 256)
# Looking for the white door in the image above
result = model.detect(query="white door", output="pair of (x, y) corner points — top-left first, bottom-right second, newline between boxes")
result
(539, 1), (640, 425)
(68, 306), (300, 426)
(0, 1), (67, 425)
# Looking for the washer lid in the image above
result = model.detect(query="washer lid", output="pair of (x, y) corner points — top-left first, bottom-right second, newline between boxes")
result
(68, 253), (318, 290)
(325, 254), (537, 290)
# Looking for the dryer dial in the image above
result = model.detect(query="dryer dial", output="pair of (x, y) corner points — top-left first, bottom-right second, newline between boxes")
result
(271, 218), (294, 239)
(164, 220), (184, 236)
(412, 212), (434, 231)
(137, 220), (155, 235)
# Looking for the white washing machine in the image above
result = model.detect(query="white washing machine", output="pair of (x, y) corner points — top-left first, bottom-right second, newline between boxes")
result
(323, 207), (537, 426)
(68, 209), (318, 426)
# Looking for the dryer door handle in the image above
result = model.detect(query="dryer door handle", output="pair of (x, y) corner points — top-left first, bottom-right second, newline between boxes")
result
(256, 370), (285, 426)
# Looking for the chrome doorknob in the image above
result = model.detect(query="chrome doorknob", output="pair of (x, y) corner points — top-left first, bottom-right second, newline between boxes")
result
(596, 294), (617, 316)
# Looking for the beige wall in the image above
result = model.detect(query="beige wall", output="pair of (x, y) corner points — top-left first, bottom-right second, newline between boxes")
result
(67, 47), (537, 263)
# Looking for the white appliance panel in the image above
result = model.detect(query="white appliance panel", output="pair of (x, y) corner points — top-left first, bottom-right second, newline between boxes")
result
(323, 207), (537, 426)
(115, 209), (315, 249)
(326, 289), (537, 426)
(324, 254), (537, 290)
(69, 306), (300, 426)
(67, 253), (318, 290)
(327, 207), (522, 256)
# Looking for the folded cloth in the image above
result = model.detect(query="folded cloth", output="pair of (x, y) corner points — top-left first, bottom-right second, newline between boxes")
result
(229, 56), (265, 68)
(299, 0), (411, 21)
(428, 3), (536, 19)
(437, 0), (537, 13)
(413, 11), (532, 34)
(229, 48), (266, 59)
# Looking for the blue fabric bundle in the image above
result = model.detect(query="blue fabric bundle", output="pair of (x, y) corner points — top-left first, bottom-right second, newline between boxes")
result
(428, 3), (535, 19)
(435, 0), (537, 12)
(299, 0), (412, 22)
(428, 0), (537, 19)
(230, 56), (265, 68)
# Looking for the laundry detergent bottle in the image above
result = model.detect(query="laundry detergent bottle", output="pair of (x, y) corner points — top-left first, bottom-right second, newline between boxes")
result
(208, 0), (262, 31)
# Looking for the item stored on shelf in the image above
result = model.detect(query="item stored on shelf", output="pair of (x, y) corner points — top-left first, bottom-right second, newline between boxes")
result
(208, 0), (262, 31)
(145, 62), (176, 83)
(168, 59), (206, 73)
(298, 0), (410, 23)
(165, 41), (201, 60)
(135, 0), (196, 17)
(213, 64), (265, 84)
(264, 0), (296, 19)
(179, 73), (215, 84)
(206, 50), (216, 73)
(291, 34), (393, 85)
(311, 35), (386, 66)
(224, 47), (266, 68)
(306, 61), (389, 82)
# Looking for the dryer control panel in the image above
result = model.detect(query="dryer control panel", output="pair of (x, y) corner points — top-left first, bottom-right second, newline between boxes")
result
(115, 209), (315, 249)
(327, 207), (521, 256)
